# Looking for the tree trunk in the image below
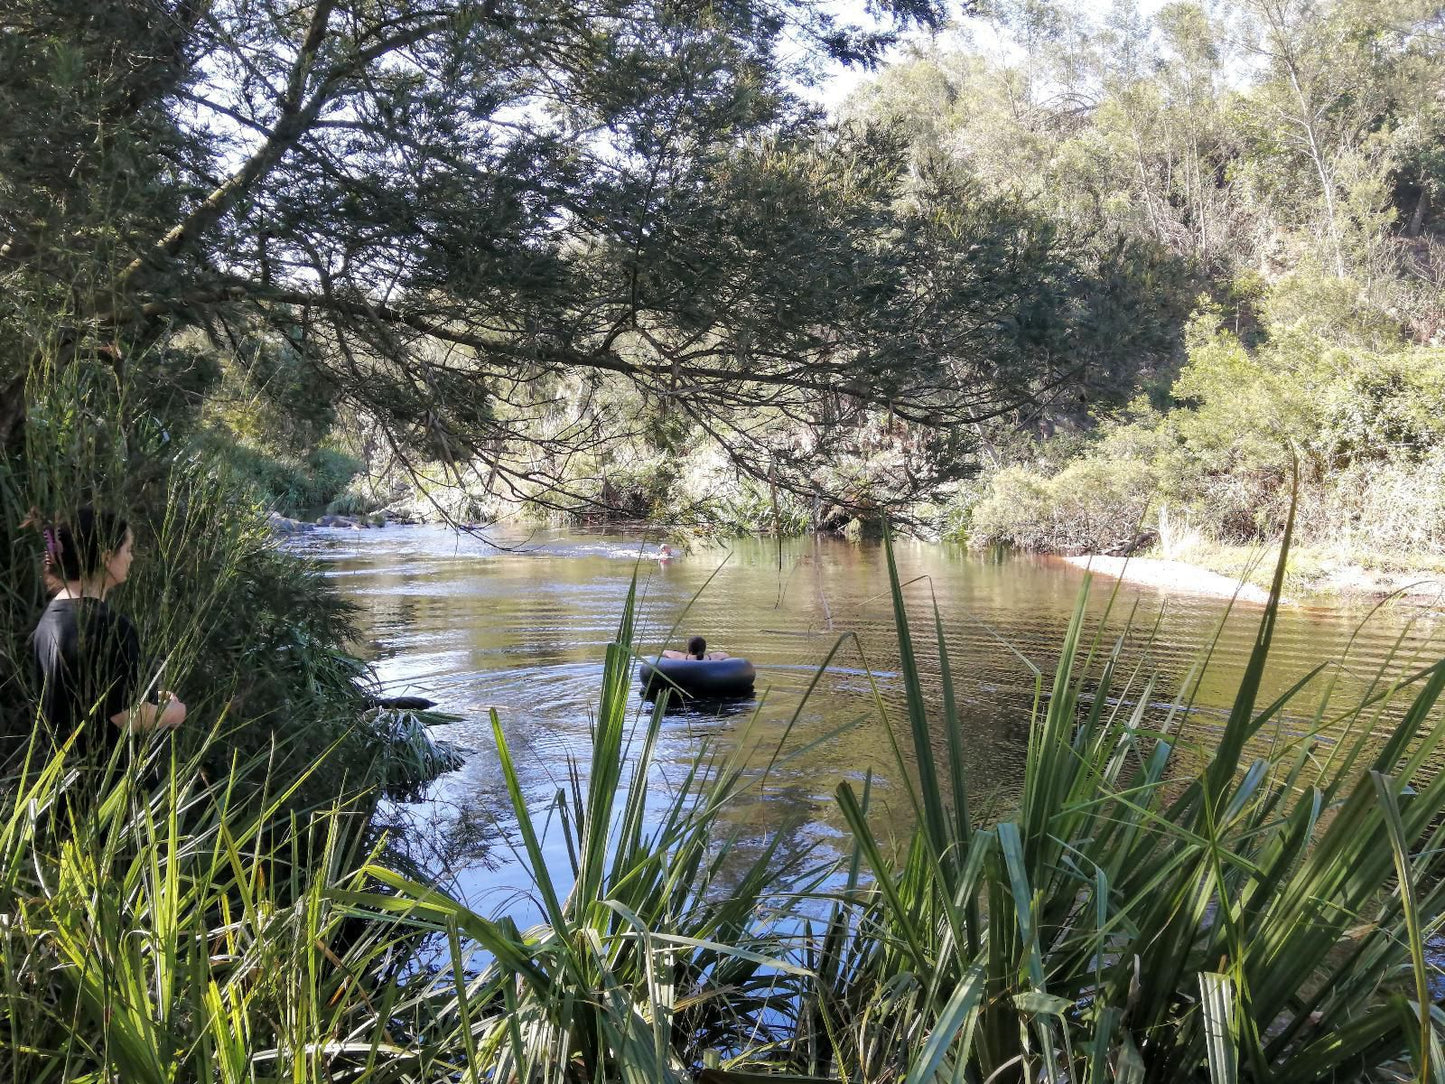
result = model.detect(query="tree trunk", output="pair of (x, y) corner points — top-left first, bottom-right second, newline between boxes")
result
(1407, 187), (1429, 238)
(0, 373), (25, 449)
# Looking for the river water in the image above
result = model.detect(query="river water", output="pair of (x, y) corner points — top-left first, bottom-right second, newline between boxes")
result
(303, 525), (1444, 910)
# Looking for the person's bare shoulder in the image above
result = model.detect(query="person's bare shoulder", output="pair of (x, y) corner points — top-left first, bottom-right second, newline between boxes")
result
(661, 649), (688, 659)
(705, 651), (730, 660)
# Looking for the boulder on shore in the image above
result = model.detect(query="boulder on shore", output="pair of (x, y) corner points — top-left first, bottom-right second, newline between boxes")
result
(268, 511), (314, 534)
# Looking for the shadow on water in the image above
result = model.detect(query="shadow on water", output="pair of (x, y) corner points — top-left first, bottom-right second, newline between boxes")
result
(644, 693), (758, 719)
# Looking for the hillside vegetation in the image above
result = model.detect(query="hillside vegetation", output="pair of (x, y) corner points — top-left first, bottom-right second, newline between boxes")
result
(856, 0), (1445, 575)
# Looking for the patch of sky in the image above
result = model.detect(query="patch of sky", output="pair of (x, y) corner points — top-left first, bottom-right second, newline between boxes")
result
(802, 0), (1260, 118)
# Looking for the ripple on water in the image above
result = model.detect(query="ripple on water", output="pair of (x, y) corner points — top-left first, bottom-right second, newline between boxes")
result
(315, 526), (1444, 899)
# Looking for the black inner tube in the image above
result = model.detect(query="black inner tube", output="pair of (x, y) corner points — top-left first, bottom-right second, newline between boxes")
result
(639, 657), (756, 699)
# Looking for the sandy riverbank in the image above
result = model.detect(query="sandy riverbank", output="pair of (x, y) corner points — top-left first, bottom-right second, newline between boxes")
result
(1060, 556), (1277, 604)
(1061, 552), (1445, 605)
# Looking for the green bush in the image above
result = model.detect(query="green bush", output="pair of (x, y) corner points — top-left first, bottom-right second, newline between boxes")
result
(709, 474), (813, 534)
(1, 357), (408, 797)
(961, 279), (1445, 558)
(0, 737), (429, 1084)
(970, 456), (1157, 551)
(203, 438), (362, 517)
(1303, 449), (1445, 555)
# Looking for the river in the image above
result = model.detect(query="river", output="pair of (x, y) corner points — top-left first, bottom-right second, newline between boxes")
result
(302, 525), (1444, 911)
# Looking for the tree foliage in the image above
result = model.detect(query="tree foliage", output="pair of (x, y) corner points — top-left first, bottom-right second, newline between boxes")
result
(0, 0), (1174, 518)
(857, 0), (1445, 552)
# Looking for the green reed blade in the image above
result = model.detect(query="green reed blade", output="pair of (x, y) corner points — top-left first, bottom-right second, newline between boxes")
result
(1373, 770), (1433, 1082)
(883, 531), (950, 867)
(1199, 972), (1238, 1084)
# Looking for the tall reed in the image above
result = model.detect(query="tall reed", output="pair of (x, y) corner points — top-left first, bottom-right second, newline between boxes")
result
(339, 579), (831, 1081)
(815, 508), (1445, 1082)
(0, 731), (441, 1082)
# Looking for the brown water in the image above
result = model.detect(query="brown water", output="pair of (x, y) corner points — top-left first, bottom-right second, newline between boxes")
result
(304, 525), (1445, 909)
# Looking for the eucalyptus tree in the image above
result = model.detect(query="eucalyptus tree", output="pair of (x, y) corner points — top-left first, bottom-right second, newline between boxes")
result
(1226, 0), (1445, 279)
(5, 0), (1150, 518)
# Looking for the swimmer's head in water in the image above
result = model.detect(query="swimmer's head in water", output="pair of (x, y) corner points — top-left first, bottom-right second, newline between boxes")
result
(687, 635), (706, 659)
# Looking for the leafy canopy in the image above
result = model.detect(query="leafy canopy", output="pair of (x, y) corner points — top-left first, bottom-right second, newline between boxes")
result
(2, 0), (1174, 514)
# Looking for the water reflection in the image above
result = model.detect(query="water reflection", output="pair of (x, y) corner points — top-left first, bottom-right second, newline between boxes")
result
(302, 525), (1444, 908)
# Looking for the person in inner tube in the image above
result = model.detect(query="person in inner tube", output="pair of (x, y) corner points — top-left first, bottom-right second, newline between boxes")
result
(662, 635), (730, 661)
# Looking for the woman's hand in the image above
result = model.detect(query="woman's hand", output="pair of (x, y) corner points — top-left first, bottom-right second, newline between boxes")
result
(113, 692), (187, 732)
(158, 691), (187, 729)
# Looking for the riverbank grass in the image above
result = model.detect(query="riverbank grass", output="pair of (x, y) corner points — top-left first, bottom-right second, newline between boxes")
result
(338, 579), (833, 1079)
(822, 510), (1445, 1081)
(0, 735), (426, 1082)
(1150, 534), (1445, 600)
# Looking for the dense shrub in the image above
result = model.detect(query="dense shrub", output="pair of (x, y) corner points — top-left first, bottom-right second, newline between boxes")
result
(202, 438), (362, 517)
(969, 457), (1157, 551)
(1304, 449), (1445, 555)
(0, 358), (415, 797)
(957, 276), (1445, 558)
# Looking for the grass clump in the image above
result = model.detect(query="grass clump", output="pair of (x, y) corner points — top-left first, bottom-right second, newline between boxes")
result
(339, 580), (826, 1080)
(0, 742), (412, 1083)
(202, 438), (363, 518)
(809, 513), (1445, 1082)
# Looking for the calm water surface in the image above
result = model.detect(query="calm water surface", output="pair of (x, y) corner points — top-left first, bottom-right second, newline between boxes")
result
(302, 525), (1445, 910)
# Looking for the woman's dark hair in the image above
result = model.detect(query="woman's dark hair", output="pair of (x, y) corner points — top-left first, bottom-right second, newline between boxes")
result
(43, 507), (129, 582)
(687, 635), (706, 659)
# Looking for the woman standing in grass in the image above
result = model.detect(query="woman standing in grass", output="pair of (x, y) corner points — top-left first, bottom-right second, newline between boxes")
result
(31, 507), (185, 759)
